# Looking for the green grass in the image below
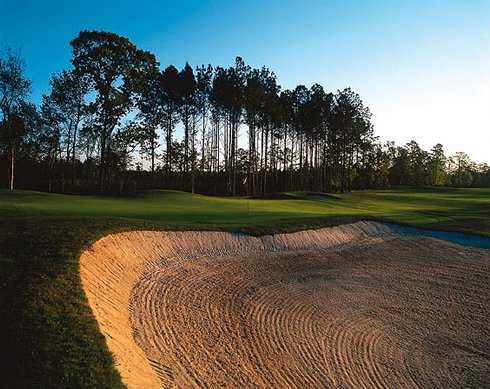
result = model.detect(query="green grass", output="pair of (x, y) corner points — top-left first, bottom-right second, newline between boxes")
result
(2, 187), (490, 235)
(1, 187), (489, 388)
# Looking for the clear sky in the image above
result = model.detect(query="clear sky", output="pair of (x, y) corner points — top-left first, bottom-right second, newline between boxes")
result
(1, 0), (489, 163)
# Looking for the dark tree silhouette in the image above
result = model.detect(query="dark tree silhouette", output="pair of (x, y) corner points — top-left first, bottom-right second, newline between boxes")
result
(0, 50), (31, 190)
(177, 63), (197, 191)
(2, 32), (489, 194)
(70, 30), (157, 192)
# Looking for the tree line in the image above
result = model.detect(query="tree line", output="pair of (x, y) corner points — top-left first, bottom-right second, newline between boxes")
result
(1, 30), (489, 195)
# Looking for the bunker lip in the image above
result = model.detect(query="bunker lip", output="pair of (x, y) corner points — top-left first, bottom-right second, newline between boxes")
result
(79, 221), (490, 388)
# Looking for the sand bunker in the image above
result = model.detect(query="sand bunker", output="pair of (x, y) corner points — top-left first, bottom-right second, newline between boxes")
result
(79, 221), (490, 388)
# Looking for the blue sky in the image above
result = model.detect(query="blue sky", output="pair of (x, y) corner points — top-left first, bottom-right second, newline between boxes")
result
(1, 0), (489, 162)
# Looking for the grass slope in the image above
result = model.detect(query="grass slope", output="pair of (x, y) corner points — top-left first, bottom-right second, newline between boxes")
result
(1, 187), (489, 388)
(2, 187), (490, 235)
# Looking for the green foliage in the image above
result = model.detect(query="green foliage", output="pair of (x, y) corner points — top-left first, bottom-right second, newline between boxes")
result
(430, 143), (447, 186)
(70, 30), (158, 191)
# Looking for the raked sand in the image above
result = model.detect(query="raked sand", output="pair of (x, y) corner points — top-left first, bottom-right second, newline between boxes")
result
(79, 221), (490, 388)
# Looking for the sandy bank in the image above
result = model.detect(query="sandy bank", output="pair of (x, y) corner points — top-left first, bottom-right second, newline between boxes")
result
(79, 221), (489, 388)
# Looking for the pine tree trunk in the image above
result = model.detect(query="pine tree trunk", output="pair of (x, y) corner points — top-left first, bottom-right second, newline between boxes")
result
(166, 115), (173, 174)
(191, 119), (196, 194)
(9, 145), (15, 191)
(151, 140), (155, 188)
(264, 127), (269, 194)
(201, 110), (206, 171)
(72, 119), (78, 186)
(99, 129), (107, 193)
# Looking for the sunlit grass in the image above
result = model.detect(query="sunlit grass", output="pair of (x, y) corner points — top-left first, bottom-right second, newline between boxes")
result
(1, 187), (489, 235)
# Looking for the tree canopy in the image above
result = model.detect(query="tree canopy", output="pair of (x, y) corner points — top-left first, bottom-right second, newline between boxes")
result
(1, 31), (488, 194)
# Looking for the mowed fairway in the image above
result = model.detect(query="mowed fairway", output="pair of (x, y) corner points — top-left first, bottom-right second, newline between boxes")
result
(1, 187), (490, 388)
(2, 187), (490, 235)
